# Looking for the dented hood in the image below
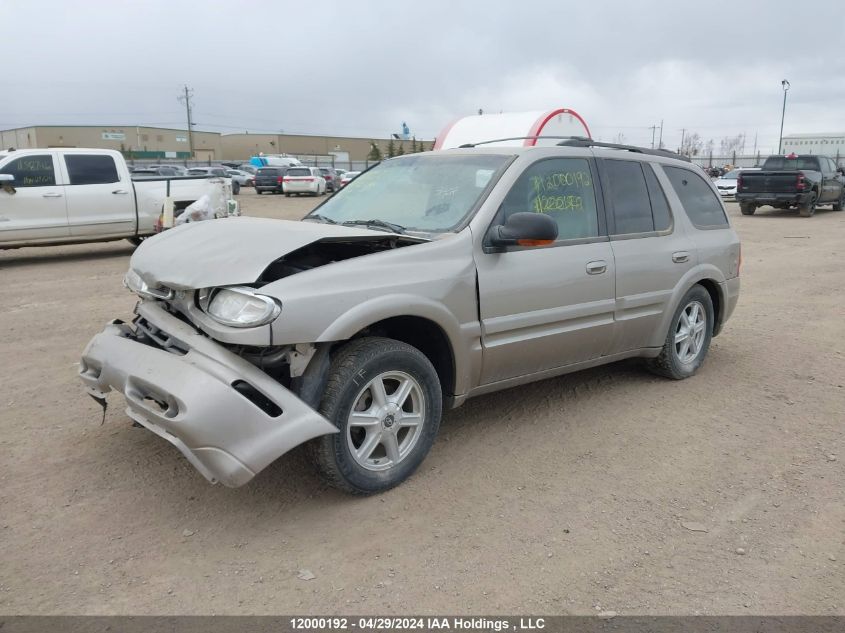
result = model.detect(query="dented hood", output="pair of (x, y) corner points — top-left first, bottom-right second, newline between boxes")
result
(130, 217), (404, 289)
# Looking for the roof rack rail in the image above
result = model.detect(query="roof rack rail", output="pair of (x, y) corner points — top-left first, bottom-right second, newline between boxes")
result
(556, 137), (691, 162)
(456, 135), (691, 162)
(457, 135), (590, 148)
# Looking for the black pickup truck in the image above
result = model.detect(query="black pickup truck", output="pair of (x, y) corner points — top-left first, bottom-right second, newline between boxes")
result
(735, 154), (845, 217)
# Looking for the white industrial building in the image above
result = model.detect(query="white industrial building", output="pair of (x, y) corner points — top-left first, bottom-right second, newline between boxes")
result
(781, 133), (845, 158)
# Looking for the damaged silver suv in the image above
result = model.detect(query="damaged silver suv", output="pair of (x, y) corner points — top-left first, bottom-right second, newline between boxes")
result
(80, 138), (741, 494)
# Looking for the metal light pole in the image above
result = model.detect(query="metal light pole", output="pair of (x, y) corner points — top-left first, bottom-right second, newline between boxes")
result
(778, 79), (790, 154)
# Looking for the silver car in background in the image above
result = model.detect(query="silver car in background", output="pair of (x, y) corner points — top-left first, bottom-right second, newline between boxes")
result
(714, 167), (760, 200)
(80, 139), (741, 495)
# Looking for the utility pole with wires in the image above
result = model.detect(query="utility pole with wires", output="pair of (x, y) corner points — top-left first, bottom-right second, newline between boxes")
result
(648, 124), (658, 149)
(658, 120), (664, 149)
(177, 85), (195, 159)
(679, 128), (687, 154)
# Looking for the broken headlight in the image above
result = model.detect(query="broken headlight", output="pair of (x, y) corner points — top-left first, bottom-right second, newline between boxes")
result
(124, 269), (174, 301)
(198, 286), (281, 328)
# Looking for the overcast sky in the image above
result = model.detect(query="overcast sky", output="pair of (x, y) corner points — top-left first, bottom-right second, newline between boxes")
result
(2, 0), (843, 154)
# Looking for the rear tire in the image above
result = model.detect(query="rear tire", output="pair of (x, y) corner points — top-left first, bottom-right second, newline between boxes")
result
(739, 203), (756, 215)
(647, 285), (714, 380)
(799, 191), (817, 217)
(833, 190), (844, 211)
(127, 236), (145, 247)
(309, 337), (442, 495)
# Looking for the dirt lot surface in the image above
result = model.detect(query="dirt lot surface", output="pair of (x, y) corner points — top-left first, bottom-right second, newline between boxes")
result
(1, 189), (843, 615)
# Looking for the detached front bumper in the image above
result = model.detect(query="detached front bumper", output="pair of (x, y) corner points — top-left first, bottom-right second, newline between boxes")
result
(79, 301), (337, 487)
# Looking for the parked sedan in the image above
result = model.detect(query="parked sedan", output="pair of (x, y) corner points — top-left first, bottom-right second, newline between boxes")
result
(188, 167), (239, 194)
(147, 164), (188, 176)
(339, 170), (361, 187)
(226, 169), (255, 187)
(254, 167), (288, 194)
(284, 166), (326, 196)
(714, 168), (760, 200)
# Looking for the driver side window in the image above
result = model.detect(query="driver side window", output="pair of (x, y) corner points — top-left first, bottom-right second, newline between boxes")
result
(500, 158), (600, 241)
(0, 155), (56, 187)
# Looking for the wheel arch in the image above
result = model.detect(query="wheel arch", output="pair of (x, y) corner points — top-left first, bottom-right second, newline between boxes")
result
(316, 295), (470, 404)
(348, 316), (457, 407)
(696, 278), (724, 336)
(650, 266), (727, 347)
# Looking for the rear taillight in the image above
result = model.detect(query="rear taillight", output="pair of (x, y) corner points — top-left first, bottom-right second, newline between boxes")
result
(277, 176), (284, 183)
(796, 171), (805, 191)
(325, 175), (333, 180)
(737, 174), (743, 190)
(304, 177), (314, 182)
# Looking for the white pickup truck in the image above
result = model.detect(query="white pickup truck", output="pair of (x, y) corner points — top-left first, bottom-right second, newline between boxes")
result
(0, 148), (238, 249)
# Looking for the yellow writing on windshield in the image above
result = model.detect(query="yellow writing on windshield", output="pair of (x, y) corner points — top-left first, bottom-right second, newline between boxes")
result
(22, 175), (54, 186)
(531, 170), (592, 193)
(532, 195), (583, 213)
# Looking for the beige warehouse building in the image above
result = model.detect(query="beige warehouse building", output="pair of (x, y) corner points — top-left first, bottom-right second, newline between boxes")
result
(0, 125), (221, 160)
(0, 125), (431, 163)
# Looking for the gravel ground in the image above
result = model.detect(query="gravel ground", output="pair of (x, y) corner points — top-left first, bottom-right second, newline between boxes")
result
(0, 189), (843, 615)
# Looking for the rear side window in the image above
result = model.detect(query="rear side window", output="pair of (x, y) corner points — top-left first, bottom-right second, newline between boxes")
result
(664, 166), (728, 228)
(644, 164), (672, 231)
(65, 154), (119, 185)
(500, 157), (600, 241)
(0, 155), (55, 187)
(604, 160), (653, 234)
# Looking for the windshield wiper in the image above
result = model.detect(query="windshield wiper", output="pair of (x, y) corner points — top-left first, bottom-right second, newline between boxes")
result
(304, 213), (338, 224)
(341, 219), (406, 234)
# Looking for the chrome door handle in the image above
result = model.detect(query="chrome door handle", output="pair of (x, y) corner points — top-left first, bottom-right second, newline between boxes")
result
(42, 192), (63, 198)
(112, 189), (129, 195)
(586, 260), (607, 275)
(672, 251), (690, 263)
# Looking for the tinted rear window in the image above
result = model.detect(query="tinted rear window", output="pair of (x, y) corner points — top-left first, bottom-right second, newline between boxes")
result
(65, 154), (119, 185)
(644, 164), (672, 231)
(258, 168), (282, 175)
(663, 166), (728, 228)
(604, 159), (653, 234)
(762, 156), (820, 170)
(287, 168), (311, 176)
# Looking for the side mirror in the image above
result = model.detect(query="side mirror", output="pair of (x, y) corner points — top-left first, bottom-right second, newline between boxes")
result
(0, 174), (14, 184)
(489, 212), (558, 247)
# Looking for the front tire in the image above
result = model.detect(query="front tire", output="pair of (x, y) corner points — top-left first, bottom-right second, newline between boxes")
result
(309, 337), (442, 495)
(647, 285), (714, 380)
(739, 202), (756, 215)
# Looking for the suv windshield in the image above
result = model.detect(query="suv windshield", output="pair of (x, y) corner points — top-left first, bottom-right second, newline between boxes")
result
(306, 154), (512, 234)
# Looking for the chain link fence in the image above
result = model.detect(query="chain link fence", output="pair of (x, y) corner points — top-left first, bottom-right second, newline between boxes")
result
(689, 151), (844, 169)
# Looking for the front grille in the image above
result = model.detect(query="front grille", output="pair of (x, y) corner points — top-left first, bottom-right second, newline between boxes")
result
(133, 316), (189, 355)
